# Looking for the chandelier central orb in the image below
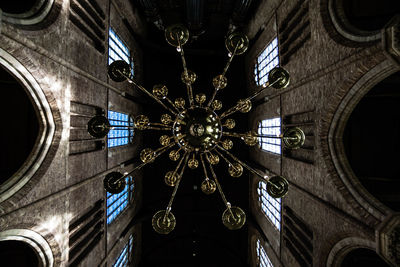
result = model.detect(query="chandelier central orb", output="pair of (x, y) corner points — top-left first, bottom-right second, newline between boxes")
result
(88, 24), (306, 235)
(174, 107), (222, 152)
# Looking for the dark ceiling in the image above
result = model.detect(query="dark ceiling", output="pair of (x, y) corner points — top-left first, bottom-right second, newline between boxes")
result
(130, 1), (259, 266)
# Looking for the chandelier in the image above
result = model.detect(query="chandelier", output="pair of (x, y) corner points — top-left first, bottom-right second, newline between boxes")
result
(87, 24), (305, 234)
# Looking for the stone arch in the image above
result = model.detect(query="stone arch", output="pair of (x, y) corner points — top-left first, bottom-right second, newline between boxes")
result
(0, 48), (55, 205)
(0, 229), (54, 267)
(321, 59), (399, 226)
(0, 0), (62, 29)
(320, 0), (398, 46)
(326, 236), (377, 266)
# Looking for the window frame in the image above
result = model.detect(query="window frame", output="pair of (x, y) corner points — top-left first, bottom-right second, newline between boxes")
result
(257, 180), (282, 231)
(107, 110), (135, 148)
(108, 27), (134, 77)
(106, 176), (134, 225)
(254, 37), (279, 87)
(257, 118), (282, 155)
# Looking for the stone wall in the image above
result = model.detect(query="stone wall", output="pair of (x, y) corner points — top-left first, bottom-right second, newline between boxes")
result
(245, 0), (400, 266)
(0, 0), (145, 265)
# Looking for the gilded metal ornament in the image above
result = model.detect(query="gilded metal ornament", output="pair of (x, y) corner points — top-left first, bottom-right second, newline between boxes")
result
(238, 99), (252, 113)
(268, 67), (290, 89)
(243, 131), (258, 146)
(152, 84), (168, 99)
(140, 148), (155, 163)
(173, 107), (222, 152)
(211, 100), (222, 111)
(212, 75), (227, 90)
(195, 93), (206, 105)
(104, 172), (126, 194)
(174, 98), (186, 109)
(221, 139), (233, 150)
(224, 119), (235, 129)
(267, 176), (289, 198)
(283, 127), (305, 149)
(222, 206), (246, 230)
(225, 32), (249, 56)
(161, 114), (172, 125)
(108, 60), (131, 82)
(87, 115), (110, 138)
(207, 153), (220, 165)
(165, 24), (189, 47)
(165, 171), (178, 187)
(152, 210), (176, 234)
(228, 163), (243, 177)
(188, 158), (199, 169)
(159, 135), (171, 146)
(135, 115), (150, 130)
(181, 70), (197, 85)
(169, 150), (180, 161)
(201, 179), (216, 194)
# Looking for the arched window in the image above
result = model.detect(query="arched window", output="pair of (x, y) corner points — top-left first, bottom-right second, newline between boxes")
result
(256, 239), (273, 267)
(106, 176), (134, 224)
(112, 235), (133, 267)
(254, 37), (279, 87)
(108, 27), (134, 77)
(257, 181), (281, 230)
(107, 111), (134, 148)
(257, 118), (281, 154)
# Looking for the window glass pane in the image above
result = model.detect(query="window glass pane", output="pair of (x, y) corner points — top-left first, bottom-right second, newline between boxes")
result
(112, 235), (133, 267)
(107, 176), (134, 224)
(257, 239), (274, 267)
(108, 27), (134, 77)
(107, 110), (135, 148)
(254, 37), (279, 86)
(257, 118), (281, 155)
(257, 181), (281, 230)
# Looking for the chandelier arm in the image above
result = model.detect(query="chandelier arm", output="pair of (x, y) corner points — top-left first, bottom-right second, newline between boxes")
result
(116, 70), (178, 115)
(206, 89), (219, 108)
(199, 153), (209, 179)
(205, 154), (235, 218)
(206, 42), (239, 108)
(142, 126), (172, 131)
(165, 97), (181, 113)
(154, 142), (176, 155)
(223, 132), (283, 139)
(112, 143), (176, 185)
(176, 33), (195, 107)
(215, 145), (282, 190)
(219, 78), (283, 119)
(164, 152), (190, 219)
(213, 148), (235, 167)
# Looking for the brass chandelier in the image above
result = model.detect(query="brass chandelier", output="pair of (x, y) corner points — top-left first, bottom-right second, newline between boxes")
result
(87, 24), (305, 234)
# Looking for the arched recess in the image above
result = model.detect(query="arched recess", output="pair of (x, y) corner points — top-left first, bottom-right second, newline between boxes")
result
(343, 71), (400, 211)
(327, 60), (398, 223)
(0, 0), (62, 29)
(326, 236), (389, 266)
(0, 48), (55, 204)
(0, 229), (54, 267)
(321, 0), (399, 45)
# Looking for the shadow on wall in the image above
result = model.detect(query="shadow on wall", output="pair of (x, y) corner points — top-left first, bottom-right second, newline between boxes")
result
(343, 71), (400, 211)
